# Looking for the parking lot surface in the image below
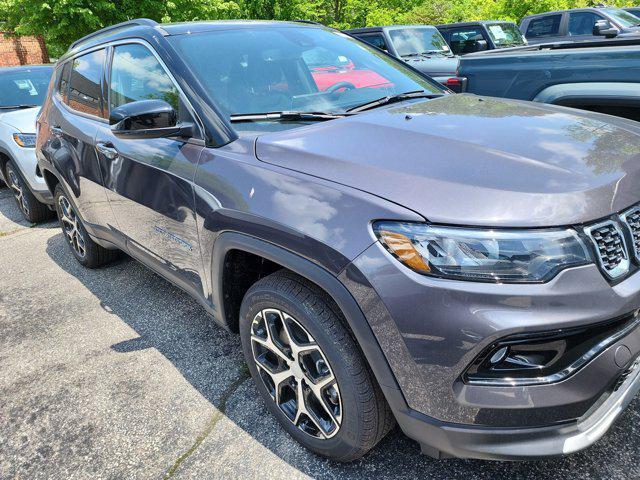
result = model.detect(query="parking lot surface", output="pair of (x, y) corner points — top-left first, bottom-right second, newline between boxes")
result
(1, 187), (640, 480)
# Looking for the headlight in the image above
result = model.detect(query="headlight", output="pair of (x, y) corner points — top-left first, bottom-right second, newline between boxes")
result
(373, 222), (592, 283)
(13, 133), (37, 148)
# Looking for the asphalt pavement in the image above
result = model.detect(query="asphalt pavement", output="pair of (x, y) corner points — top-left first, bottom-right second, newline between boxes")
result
(1, 187), (639, 479)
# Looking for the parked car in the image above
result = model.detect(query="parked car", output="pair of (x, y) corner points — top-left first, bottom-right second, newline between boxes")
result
(344, 25), (466, 91)
(459, 37), (640, 121)
(436, 21), (527, 55)
(624, 7), (640, 18)
(38, 19), (640, 462)
(520, 7), (640, 44)
(0, 65), (55, 222)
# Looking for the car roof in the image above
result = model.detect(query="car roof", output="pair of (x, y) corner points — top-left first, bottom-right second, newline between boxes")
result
(60, 19), (328, 62)
(345, 24), (437, 34)
(436, 20), (515, 29)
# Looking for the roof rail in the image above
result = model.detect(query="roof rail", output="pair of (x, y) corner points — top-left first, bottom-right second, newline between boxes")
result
(69, 18), (158, 51)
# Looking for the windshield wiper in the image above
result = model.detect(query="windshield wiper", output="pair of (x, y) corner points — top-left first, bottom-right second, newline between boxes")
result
(0, 104), (38, 110)
(346, 91), (445, 113)
(229, 111), (351, 123)
(401, 50), (449, 58)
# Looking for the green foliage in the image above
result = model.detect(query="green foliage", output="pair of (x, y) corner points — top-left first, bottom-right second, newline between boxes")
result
(1, 0), (640, 58)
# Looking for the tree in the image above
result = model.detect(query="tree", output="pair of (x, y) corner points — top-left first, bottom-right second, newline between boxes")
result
(0, 0), (240, 58)
(2, 0), (640, 57)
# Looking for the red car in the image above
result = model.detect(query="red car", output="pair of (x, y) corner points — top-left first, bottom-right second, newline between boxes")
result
(311, 63), (393, 91)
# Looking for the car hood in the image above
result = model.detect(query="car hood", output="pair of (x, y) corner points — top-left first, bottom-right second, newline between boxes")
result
(0, 107), (39, 133)
(402, 55), (459, 77)
(255, 94), (640, 227)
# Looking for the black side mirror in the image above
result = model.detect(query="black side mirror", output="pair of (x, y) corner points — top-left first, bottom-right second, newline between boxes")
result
(593, 19), (618, 38)
(110, 99), (193, 139)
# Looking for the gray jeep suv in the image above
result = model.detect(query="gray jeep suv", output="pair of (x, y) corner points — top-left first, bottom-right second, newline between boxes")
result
(37, 19), (640, 461)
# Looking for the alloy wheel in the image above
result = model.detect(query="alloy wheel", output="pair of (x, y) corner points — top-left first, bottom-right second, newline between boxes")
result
(58, 195), (86, 258)
(8, 168), (29, 216)
(250, 308), (342, 439)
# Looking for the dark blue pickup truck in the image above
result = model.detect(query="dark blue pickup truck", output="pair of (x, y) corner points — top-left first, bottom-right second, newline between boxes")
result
(459, 38), (640, 121)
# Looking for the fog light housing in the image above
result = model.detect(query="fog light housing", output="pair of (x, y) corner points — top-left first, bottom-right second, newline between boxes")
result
(463, 313), (640, 387)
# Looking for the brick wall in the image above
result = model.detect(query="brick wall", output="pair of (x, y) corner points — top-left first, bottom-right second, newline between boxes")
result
(0, 33), (50, 67)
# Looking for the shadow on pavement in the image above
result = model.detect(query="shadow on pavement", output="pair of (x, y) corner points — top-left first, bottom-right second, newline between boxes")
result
(45, 232), (640, 479)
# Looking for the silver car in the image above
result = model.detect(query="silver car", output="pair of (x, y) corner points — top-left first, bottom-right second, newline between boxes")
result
(0, 65), (54, 222)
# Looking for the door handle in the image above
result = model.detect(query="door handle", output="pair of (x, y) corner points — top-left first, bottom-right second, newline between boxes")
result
(51, 126), (63, 137)
(96, 142), (119, 160)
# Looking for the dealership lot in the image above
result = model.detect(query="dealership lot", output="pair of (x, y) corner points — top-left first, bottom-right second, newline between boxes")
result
(1, 188), (640, 480)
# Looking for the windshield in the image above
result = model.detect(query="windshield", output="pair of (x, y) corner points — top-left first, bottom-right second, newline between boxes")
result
(388, 27), (452, 57)
(485, 23), (527, 47)
(603, 8), (640, 28)
(0, 67), (53, 108)
(168, 26), (445, 118)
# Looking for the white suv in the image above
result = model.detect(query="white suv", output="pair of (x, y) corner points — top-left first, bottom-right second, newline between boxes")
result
(0, 65), (55, 222)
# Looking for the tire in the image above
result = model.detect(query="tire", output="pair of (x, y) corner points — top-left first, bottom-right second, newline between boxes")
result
(5, 160), (53, 223)
(53, 183), (119, 268)
(240, 270), (394, 462)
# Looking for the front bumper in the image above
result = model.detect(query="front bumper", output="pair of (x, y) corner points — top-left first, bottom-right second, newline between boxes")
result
(342, 240), (640, 458)
(391, 356), (640, 460)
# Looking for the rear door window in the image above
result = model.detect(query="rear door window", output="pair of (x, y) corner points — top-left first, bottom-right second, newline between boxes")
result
(68, 49), (106, 118)
(526, 15), (563, 38)
(568, 12), (602, 36)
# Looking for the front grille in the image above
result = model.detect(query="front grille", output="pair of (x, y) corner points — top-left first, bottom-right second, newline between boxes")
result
(585, 221), (629, 278)
(621, 207), (640, 261)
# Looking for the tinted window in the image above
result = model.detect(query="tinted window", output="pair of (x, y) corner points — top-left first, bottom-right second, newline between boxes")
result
(388, 27), (451, 57)
(449, 27), (485, 55)
(357, 34), (388, 52)
(168, 27), (444, 118)
(526, 15), (562, 38)
(69, 49), (106, 118)
(57, 62), (71, 103)
(568, 12), (602, 35)
(109, 44), (179, 112)
(0, 67), (53, 108)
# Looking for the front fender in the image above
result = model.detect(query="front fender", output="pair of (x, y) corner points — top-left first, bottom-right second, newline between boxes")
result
(210, 231), (403, 395)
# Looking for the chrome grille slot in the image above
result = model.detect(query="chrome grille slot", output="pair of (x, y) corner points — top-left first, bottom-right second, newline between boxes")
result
(621, 207), (640, 261)
(585, 221), (629, 279)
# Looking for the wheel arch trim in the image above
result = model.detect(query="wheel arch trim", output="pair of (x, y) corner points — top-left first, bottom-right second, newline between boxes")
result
(533, 82), (640, 106)
(211, 231), (404, 394)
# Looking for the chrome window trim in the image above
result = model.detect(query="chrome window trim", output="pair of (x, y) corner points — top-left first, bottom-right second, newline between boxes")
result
(584, 220), (630, 279)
